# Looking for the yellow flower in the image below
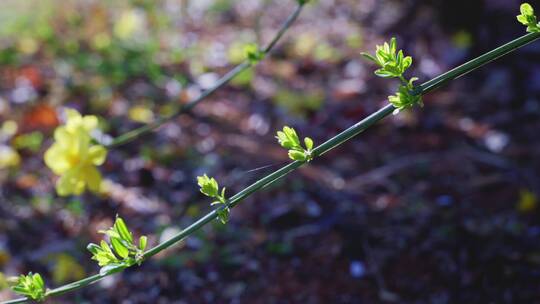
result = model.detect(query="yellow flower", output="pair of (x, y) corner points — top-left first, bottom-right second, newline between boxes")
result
(114, 9), (145, 40)
(44, 109), (107, 196)
(64, 109), (98, 134)
(0, 145), (20, 169)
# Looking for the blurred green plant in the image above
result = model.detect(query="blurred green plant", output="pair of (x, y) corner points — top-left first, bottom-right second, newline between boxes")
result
(244, 43), (265, 65)
(107, 1), (308, 147)
(13, 132), (43, 153)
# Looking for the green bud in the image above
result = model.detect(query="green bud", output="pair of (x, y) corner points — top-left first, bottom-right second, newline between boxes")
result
(288, 150), (307, 161)
(388, 78), (423, 114)
(139, 236), (147, 251)
(277, 126), (315, 162)
(88, 216), (147, 271)
(244, 43), (265, 65)
(9, 272), (46, 301)
(517, 3), (540, 32)
(197, 174), (219, 198)
(362, 37), (414, 79)
(197, 175), (229, 223)
(304, 137), (314, 151)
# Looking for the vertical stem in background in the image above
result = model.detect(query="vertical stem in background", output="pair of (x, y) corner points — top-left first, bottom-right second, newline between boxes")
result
(107, 4), (306, 148)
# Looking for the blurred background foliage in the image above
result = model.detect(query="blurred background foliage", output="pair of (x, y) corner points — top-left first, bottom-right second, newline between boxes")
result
(1, 0), (540, 303)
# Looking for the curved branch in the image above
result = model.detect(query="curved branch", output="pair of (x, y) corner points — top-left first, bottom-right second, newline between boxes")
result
(5, 22), (540, 304)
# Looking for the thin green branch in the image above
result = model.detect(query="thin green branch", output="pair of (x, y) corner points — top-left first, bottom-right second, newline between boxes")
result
(415, 32), (540, 95)
(5, 30), (538, 304)
(106, 3), (306, 148)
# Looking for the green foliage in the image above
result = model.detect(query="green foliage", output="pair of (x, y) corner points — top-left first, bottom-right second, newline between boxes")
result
(13, 131), (43, 152)
(361, 37), (412, 79)
(197, 174), (230, 224)
(87, 216), (147, 275)
(9, 272), (46, 301)
(517, 3), (540, 33)
(244, 43), (265, 65)
(276, 126), (314, 162)
(361, 37), (422, 114)
(388, 77), (424, 114)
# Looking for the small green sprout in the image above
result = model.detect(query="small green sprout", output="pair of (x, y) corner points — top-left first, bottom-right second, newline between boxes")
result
(87, 216), (147, 275)
(9, 272), (46, 301)
(197, 174), (230, 224)
(517, 3), (540, 33)
(362, 37), (422, 114)
(276, 126), (314, 162)
(244, 43), (265, 65)
(361, 37), (412, 80)
(388, 77), (423, 115)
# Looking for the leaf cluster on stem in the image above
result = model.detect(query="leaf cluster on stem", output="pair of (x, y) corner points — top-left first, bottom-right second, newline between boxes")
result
(87, 217), (147, 275)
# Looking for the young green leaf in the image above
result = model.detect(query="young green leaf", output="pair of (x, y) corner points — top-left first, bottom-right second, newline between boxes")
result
(87, 243), (101, 255)
(139, 236), (147, 251)
(517, 3), (540, 32)
(288, 150), (307, 161)
(522, 3), (534, 15)
(304, 137), (314, 151)
(244, 43), (265, 65)
(362, 37), (414, 79)
(197, 174), (219, 198)
(216, 207), (230, 224)
(276, 131), (295, 149)
(388, 78), (423, 114)
(9, 272), (46, 301)
(88, 217), (147, 271)
(110, 237), (129, 259)
(197, 175), (229, 224)
(276, 126), (315, 162)
(114, 217), (133, 244)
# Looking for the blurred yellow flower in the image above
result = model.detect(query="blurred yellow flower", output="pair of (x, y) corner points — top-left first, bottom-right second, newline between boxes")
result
(128, 105), (154, 123)
(1, 120), (18, 138)
(52, 254), (85, 284)
(92, 32), (112, 50)
(64, 109), (99, 134)
(114, 9), (144, 40)
(0, 145), (20, 169)
(17, 37), (39, 55)
(518, 189), (537, 213)
(44, 109), (107, 196)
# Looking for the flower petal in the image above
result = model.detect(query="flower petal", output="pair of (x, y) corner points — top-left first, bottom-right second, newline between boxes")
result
(65, 109), (82, 121)
(84, 166), (102, 193)
(56, 169), (85, 196)
(82, 116), (98, 131)
(54, 127), (75, 149)
(88, 145), (107, 166)
(44, 144), (70, 174)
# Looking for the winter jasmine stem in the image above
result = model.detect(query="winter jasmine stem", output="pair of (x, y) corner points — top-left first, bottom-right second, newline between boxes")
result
(7, 5), (540, 304)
